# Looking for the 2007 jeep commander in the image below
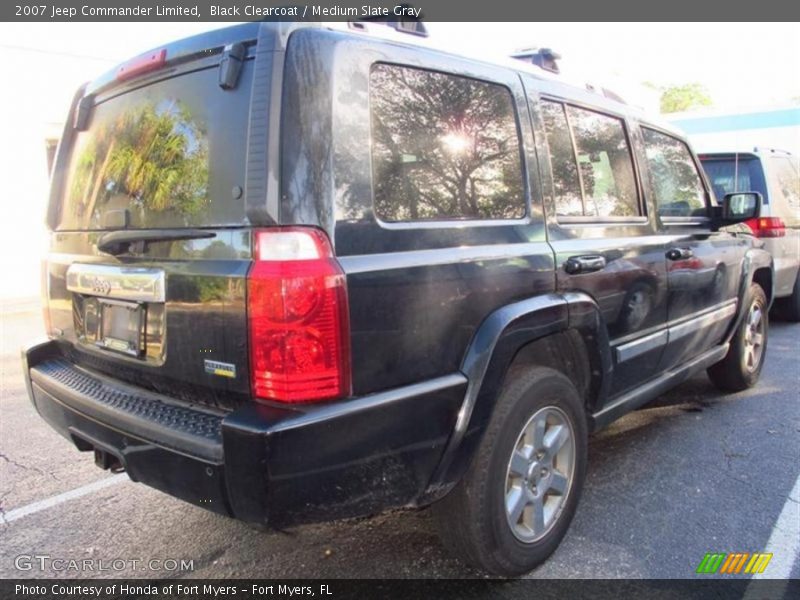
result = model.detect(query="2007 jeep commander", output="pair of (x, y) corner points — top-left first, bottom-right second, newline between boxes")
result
(23, 22), (773, 575)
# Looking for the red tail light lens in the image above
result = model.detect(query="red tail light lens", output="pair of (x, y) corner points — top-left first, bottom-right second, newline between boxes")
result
(744, 217), (786, 238)
(248, 228), (351, 403)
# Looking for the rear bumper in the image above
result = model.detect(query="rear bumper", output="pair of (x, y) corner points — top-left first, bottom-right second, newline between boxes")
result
(22, 340), (466, 527)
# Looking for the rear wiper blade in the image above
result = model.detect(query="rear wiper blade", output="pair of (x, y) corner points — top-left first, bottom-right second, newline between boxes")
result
(97, 229), (216, 255)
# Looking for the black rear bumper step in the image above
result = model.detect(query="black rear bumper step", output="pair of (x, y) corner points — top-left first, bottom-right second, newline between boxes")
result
(23, 340), (468, 526)
(30, 359), (223, 461)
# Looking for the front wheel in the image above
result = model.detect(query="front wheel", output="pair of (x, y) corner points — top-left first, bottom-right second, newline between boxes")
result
(707, 283), (768, 392)
(432, 367), (587, 576)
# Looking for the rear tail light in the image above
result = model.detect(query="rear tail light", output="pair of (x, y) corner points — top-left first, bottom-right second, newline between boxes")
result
(744, 217), (786, 238)
(247, 228), (351, 404)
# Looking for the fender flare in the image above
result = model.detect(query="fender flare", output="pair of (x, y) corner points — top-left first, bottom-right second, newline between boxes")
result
(725, 247), (773, 343)
(422, 292), (612, 500)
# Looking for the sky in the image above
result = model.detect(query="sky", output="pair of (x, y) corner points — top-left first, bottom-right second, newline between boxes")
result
(0, 21), (797, 299)
(1, 21), (798, 118)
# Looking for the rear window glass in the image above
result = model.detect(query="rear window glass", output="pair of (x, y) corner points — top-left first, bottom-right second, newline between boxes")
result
(56, 63), (253, 230)
(369, 64), (526, 222)
(699, 156), (768, 203)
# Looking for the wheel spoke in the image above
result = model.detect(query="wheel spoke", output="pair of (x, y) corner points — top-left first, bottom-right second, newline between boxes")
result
(509, 451), (529, 478)
(531, 416), (546, 451)
(544, 424), (569, 454)
(506, 487), (528, 525)
(531, 495), (545, 535)
(751, 308), (762, 328)
(752, 332), (764, 348)
(548, 471), (568, 495)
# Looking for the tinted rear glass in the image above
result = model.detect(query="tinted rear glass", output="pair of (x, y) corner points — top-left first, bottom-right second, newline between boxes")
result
(700, 156), (768, 203)
(55, 63), (253, 230)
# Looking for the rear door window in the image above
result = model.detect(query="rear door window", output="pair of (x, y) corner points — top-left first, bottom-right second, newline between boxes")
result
(642, 128), (707, 218)
(56, 64), (253, 230)
(540, 99), (641, 218)
(369, 63), (526, 222)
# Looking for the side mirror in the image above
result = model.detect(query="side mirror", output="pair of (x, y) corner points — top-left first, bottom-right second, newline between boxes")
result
(722, 192), (761, 223)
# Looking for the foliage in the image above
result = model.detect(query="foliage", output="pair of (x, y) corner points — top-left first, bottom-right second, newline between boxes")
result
(69, 100), (209, 227)
(659, 83), (713, 114)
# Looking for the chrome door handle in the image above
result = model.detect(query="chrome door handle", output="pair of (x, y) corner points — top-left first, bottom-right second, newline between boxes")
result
(666, 248), (694, 261)
(564, 255), (607, 275)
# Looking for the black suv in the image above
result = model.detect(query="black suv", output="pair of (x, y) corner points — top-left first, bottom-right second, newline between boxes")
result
(23, 22), (773, 575)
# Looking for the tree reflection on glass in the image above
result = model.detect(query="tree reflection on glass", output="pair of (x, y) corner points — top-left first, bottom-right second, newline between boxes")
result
(642, 128), (706, 217)
(68, 100), (209, 228)
(370, 64), (524, 221)
(541, 101), (640, 218)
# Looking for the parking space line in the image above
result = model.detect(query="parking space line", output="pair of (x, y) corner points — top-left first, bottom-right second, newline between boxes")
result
(741, 469), (800, 600)
(1, 474), (127, 524)
(751, 470), (800, 579)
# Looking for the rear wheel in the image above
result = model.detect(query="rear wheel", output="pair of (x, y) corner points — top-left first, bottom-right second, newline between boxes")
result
(432, 367), (587, 576)
(707, 283), (768, 392)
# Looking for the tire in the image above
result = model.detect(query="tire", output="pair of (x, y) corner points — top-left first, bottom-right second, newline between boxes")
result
(775, 271), (800, 322)
(432, 367), (587, 576)
(707, 283), (768, 392)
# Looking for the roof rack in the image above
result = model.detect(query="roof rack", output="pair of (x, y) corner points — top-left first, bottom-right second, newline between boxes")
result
(511, 47), (561, 74)
(352, 4), (428, 38)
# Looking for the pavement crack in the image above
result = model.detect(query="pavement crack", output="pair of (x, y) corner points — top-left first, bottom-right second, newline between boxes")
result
(0, 452), (59, 480)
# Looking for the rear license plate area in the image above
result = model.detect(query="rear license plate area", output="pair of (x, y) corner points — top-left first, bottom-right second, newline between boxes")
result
(96, 299), (145, 357)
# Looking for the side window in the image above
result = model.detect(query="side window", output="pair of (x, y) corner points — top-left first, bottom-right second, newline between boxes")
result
(641, 128), (708, 218)
(566, 106), (640, 218)
(540, 101), (583, 216)
(369, 64), (525, 222)
(540, 99), (641, 218)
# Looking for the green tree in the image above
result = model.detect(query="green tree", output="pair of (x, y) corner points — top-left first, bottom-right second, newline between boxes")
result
(659, 83), (713, 114)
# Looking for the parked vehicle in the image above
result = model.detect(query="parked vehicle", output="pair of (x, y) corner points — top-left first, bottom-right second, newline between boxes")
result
(23, 22), (773, 576)
(699, 149), (800, 320)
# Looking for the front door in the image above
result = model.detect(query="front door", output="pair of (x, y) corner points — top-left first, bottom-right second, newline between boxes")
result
(638, 126), (745, 371)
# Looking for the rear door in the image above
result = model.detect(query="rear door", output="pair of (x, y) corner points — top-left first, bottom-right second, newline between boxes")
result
(639, 127), (745, 371)
(525, 82), (670, 397)
(45, 29), (267, 410)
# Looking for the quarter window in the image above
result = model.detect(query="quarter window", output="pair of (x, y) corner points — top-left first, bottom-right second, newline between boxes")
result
(370, 64), (525, 222)
(541, 100), (641, 218)
(642, 128), (707, 218)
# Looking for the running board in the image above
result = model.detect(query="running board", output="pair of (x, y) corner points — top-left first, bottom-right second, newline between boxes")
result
(589, 343), (730, 431)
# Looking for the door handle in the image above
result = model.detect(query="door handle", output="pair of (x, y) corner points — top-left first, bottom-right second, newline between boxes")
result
(666, 248), (694, 261)
(564, 255), (607, 275)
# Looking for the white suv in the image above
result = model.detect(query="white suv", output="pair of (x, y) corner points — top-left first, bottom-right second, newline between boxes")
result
(700, 148), (800, 320)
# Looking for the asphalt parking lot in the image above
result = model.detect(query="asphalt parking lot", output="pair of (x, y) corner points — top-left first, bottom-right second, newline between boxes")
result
(1, 306), (798, 580)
